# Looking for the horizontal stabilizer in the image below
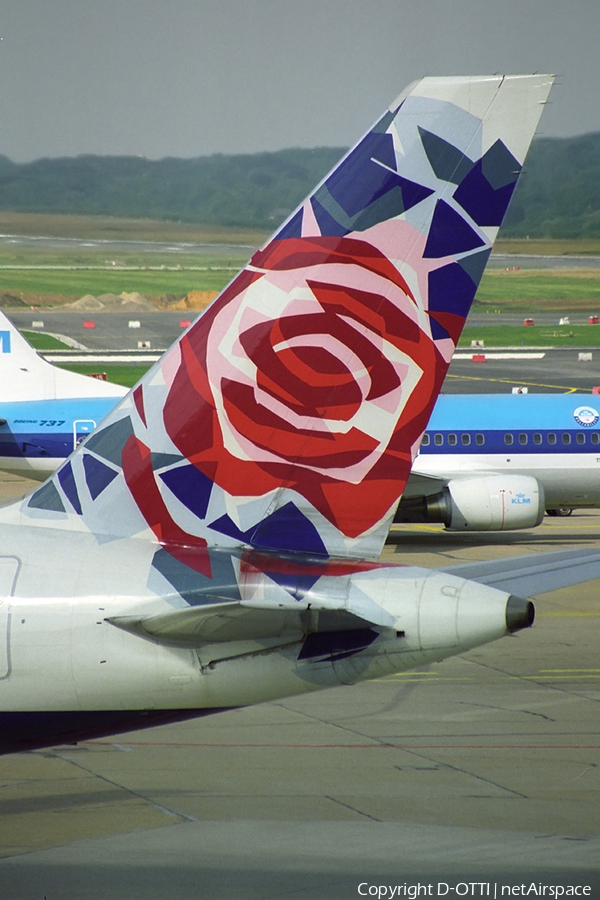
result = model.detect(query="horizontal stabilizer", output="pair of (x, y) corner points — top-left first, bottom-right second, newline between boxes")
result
(444, 548), (600, 597)
(108, 603), (376, 647)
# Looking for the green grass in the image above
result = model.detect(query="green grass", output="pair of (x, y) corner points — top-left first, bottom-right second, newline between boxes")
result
(22, 331), (151, 386)
(1, 216), (599, 312)
(459, 324), (600, 348)
(0, 267), (236, 298)
(0, 211), (268, 245)
(55, 363), (152, 388)
(22, 330), (72, 350)
(475, 270), (600, 310)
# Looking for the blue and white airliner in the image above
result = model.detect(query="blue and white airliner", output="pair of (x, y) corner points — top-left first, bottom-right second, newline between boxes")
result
(397, 393), (600, 530)
(2, 308), (600, 531)
(0, 309), (126, 479)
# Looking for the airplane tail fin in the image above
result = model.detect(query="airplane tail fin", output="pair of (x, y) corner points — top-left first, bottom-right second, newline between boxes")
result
(17, 75), (553, 559)
(0, 309), (127, 401)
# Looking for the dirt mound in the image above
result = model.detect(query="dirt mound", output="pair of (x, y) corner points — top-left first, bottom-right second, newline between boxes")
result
(168, 290), (218, 311)
(68, 294), (105, 311)
(118, 292), (158, 311)
(65, 292), (157, 312)
(0, 293), (27, 308)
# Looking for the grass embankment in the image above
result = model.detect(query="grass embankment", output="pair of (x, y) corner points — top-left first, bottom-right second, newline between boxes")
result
(0, 213), (259, 306)
(22, 331), (73, 350)
(1, 215), (599, 315)
(494, 238), (600, 256)
(0, 268), (236, 302)
(24, 331), (152, 387)
(473, 269), (600, 313)
(458, 325), (600, 348)
(0, 211), (268, 245)
(55, 363), (151, 388)
(5, 266), (600, 312)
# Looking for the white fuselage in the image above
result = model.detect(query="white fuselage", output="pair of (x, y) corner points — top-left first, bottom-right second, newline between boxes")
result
(412, 452), (600, 508)
(0, 523), (515, 747)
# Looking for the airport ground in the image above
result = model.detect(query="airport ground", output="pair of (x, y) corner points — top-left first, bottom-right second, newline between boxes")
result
(0, 463), (599, 898)
(2, 281), (600, 896)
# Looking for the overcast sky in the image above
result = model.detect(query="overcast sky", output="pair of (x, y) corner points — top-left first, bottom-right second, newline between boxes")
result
(0, 0), (598, 162)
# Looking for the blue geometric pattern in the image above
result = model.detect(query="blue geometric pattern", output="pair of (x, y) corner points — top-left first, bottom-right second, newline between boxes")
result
(159, 463), (214, 520)
(210, 501), (328, 557)
(57, 462), (82, 515)
(423, 200), (486, 258)
(83, 453), (118, 500)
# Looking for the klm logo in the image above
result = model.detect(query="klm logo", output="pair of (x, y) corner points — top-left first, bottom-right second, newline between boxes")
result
(511, 492), (531, 505)
(0, 331), (10, 353)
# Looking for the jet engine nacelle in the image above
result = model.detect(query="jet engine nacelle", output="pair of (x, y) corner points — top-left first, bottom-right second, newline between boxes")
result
(396, 474), (545, 531)
(443, 475), (545, 530)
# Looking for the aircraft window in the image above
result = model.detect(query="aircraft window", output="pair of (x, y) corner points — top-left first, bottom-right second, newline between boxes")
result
(448, 433), (457, 446)
(548, 433), (557, 445)
(592, 433), (600, 445)
(434, 434), (443, 446)
(504, 433), (514, 446)
(461, 433), (471, 446)
(421, 433), (430, 446)
(533, 433), (542, 445)
(519, 433), (528, 445)
(576, 433), (586, 445)
(475, 433), (485, 445)
(562, 433), (571, 445)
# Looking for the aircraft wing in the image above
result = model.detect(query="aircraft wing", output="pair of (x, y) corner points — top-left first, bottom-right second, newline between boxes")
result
(401, 470), (448, 499)
(443, 548), (600, 597)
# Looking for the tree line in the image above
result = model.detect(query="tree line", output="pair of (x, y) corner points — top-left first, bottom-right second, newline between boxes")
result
(0, 133), (598, 237)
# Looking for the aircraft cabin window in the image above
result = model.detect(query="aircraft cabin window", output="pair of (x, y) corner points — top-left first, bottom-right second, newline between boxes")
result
(421, 433), (430, 446)
(592, 433), (600, 445)
(504, 433), (514, 446)
(475, 433), (484, 445)
(519, 433), (528, 445)
(562, 433), (571, 445)
(533, 433), (542, 445)
(434, 434), (443, 446)
(548, 433), (557, 445)
(448, 433), (457, 446)
(576, 433), (586, 445)
(461, 433), (471, 446)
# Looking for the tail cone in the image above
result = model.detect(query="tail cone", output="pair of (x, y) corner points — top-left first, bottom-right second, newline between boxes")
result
(506, 595), (535, 633)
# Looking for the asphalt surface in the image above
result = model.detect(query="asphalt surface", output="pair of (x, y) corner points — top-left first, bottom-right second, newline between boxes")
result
(0, 233), (257, 256)
(0, 467), (599, 898)
(1, 230), (599, 268)
(444, 349), (600, 394)
(488, 254), (600, 269)
(9, 310), (193, 352)
(1, 308), (600, 897)
(6, 310), (600, 395)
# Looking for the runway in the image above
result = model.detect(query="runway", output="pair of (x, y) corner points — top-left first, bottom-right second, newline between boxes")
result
(6, 308), (600, 395)
(444, 349), (600, 394)
(0, 470), (599, 898)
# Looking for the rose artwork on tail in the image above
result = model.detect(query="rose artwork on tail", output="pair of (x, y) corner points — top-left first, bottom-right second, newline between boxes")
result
(20, 76), (553, 561)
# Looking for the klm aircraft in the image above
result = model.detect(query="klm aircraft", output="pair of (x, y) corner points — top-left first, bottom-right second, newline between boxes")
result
(396, 393), (600, 529)
(7, 73), (600, 756)
(0, 310), (126, 478)
(2, 310), (598, 531)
